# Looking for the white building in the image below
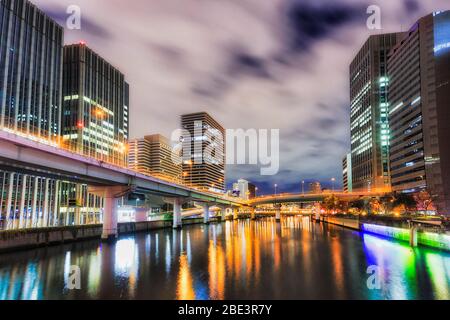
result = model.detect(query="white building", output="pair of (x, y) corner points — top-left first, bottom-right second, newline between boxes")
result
(233, 179), (250, 200)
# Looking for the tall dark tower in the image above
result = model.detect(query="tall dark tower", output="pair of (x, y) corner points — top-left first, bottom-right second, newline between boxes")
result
(388, 11), (450, 214)
(349, 32), (405, 192)
(62, 43), (129, 167)
(0, 0), (64, 140)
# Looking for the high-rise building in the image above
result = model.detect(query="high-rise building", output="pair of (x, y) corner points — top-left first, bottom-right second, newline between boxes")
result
(0, 0), (103, 230)
(0, 0), (64, 141)
(350, 33), (405, 192)
(62, 44), (129, 167)
(248, 183), (257, 199)
(232, 179), (250, 200)
(309, 182), (322, 194)
(343, 153), (353, 193)
(129, 134), (182, 182)
(388, 11), (450, 214)
(181, 112), (225, 192)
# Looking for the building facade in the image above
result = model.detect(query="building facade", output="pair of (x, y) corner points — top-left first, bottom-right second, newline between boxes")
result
(0, 0), (64, 140)
(181, 112), (225, 192)
(248, 183), (256, 199)
(62, 43), (129, 167)
(350, 33), (405, 192)
(343, 153), (353, 193)
(0, 0), (103, 230)
(129, 134), (182, 182)
(388, 11), (450, 214)
(232, 179), (250, 200)
(309, 182), (322, 194)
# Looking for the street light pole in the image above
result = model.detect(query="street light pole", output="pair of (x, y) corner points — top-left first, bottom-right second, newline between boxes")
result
(302, 180), (305, 194)
(274, 184), (278, 196)
(331, 178), (336, 192)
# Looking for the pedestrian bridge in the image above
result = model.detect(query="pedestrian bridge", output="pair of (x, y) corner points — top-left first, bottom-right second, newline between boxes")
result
(249, 192), (387, 206)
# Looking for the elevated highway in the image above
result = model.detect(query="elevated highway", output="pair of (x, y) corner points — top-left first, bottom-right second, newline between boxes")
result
(0, 130), (245, 238)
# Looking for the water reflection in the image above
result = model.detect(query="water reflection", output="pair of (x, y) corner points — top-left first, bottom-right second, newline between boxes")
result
(0, 217), (449, 300)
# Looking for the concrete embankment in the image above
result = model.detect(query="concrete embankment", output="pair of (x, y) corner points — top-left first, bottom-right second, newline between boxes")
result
(0, 217), (217, 253)
(323, 215), (450, 252)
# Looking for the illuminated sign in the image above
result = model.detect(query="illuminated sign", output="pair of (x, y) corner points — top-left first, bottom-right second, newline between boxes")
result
(434, 11), (450, 55)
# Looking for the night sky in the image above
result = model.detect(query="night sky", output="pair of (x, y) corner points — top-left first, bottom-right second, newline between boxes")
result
(36, 0), (450, 194)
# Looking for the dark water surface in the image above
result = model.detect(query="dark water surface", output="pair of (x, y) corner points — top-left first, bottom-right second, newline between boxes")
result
(0, 217), (449, 300)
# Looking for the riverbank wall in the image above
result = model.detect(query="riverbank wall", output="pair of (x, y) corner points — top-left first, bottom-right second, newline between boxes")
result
(0, 217), (218, 254)
(323, 215), (450, 252)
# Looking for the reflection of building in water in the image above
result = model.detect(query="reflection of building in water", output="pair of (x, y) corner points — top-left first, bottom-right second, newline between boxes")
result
(208, 240), (225, 299)
(177, 254), (195, 300)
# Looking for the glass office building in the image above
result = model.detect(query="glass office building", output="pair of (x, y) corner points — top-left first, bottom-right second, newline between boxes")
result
(349, 33), (405, 192)
(62, 44), (129, 167)
(0, 0), (63, 140)
(388, 11), (450, 214)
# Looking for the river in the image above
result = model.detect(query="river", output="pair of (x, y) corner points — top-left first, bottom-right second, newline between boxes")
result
(0, 217), (449, 300)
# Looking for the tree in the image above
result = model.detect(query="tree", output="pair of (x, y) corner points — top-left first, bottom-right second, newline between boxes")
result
(349, 199), (367, 215)
(368, 198), (382, 215)
(416, 190), (436, 212)
(323, 195), (341, 214)
(380, 195), (396, 214)
(393, 192), (417, 214)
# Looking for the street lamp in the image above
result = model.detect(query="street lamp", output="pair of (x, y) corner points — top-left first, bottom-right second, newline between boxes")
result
(274, 184), (278, 196)
(302, 180), (305, 194)
(331, 178), (336, 192)
(255, 187), (258, 198)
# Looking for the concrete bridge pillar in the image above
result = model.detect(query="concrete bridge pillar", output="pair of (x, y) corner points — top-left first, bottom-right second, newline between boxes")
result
(103, 192), (119, 241)
(203, 203), (210, 224)
(172, 198), (183, 229)
(275, 205), (281, 222)
(233, 208), (239, 220)
(410, 225), (418, 247)
(89, 186), (131, 241)
(250, 207), (256, 220)
(135, 208), (149, 223)
(314, 202), (321, 223)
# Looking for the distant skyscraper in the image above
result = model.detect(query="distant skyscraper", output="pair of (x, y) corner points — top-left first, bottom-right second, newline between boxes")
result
(0, 0), (64, 140)
(62, 44), (129, 167)
(181, 112), (225, 192)
(309, 182), (322, 194)
(129, 134), (182, 182)
(248, 183), (256, 199)
(350, 33), (405, 192)
(388, 11), (450, 214)
(343, 153), (353, 193)
(232, 179), (250, 200)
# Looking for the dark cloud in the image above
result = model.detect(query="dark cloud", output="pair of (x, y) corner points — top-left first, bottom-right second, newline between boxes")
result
(229, 52), (272, 79)
(192, 50), (273, 99)
(149, 43), (185, 63)
(404, 0), (421, 13)
(191, 75), (231, 99)
(284, 1), (366, 52)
